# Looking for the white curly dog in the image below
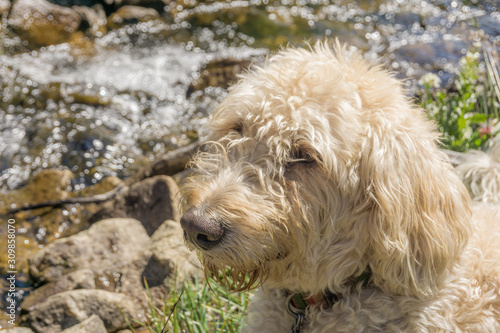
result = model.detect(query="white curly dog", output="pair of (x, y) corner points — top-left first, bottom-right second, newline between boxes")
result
(180, 42), (500, 332)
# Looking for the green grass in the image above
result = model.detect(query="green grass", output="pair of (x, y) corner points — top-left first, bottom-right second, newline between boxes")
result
(122, 276), (251, 333)
(419, 41), (500, 152)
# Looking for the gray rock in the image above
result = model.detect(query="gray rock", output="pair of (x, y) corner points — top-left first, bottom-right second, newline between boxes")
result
(7, 0), (82, 47)
(21, 269), (95, 311)
(118, 220), (199, 306)
(1, 328), (34, 333)
(28, 218), (149, 284)
(25, 289), (138, 333)
(60, 314), (106, 333)
(149, 220), (199, 279)
(91, 176), (180, 236)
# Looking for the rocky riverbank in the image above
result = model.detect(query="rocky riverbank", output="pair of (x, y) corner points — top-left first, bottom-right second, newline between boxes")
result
(1, 154), (201, 331)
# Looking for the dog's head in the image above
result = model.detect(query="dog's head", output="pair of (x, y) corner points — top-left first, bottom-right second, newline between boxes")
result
(180, 41), (472, 298)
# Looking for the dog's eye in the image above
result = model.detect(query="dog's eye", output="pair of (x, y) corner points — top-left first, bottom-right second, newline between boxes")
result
(232, 121), (243, 134)
(291, 147), (317, 165)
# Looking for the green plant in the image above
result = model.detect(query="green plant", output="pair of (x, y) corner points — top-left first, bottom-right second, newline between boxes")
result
(419, 42), (500, 152)
(121, 275), (251, 333)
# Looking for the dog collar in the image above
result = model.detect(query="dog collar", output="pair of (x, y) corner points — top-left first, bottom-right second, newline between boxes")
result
(285, 290), (338, 333)
(284, 269), (372, 333)
(286, 290), (339, 310)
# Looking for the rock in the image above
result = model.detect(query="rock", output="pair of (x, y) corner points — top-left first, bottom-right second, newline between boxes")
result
(108, 0), (171, 13)
(21, 269), (95, 311)
(118, 220), (199, 306)
(187, 58), (252, 97)
(0, 169), (75, 276)
(60, 314), (106, 333)
(396, 40), (467, 69)
(91, 176), (180, 235)
(72, 5), (107, 37)
(28, 218), (149, 284)
(149, 220), (199, 279)
(4, 169), (74, 207)
(0, 0), (10, 16)
(1, 328), (34, 333)
(107, 5), (160, 30)
(7, 0), (82, 47)
(25, 289), (138, 333)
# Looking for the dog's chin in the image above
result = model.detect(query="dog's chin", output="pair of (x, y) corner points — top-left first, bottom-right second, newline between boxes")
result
(203, 258), (268, 292)
(199, 248), (289, 292)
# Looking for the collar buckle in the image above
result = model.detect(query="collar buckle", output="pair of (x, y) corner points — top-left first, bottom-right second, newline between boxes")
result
(286, 293), (305, 333)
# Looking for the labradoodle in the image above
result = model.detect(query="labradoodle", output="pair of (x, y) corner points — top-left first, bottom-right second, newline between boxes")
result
(180, 42), (500, 332)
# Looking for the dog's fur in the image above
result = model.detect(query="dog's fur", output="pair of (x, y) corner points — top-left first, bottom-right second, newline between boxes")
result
(180, 42), (500, 332)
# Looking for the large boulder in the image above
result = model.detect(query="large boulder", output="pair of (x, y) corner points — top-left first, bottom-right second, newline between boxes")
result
(91, 176), (180, 235)
(149, 220), (199, 279)
(25, 289), (138, 333)
(28, 218), (149, 284)
(21, 269), (95, 311)
(7, 0), (82, 47)
(118, 220), (199, 304)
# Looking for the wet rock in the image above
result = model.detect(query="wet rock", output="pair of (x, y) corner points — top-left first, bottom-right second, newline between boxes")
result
(3, 169), (74, 209)
(0, 169), (74, 276)
(0, 0), (10, 16)
(7, 0), (82, 47)
(72, 5), (107, 37)
(21, 269), (95, 311)
(187, 58), (252, 97)
(107, 5), (160, 30)
(397, 40), (467, 70)
(25, 289), (138, 333)
(60, 314), (106, 333)
(28, 218), (149, 284)
(0, 174), (123, 278)
(112, 0), (171, 13)
(91, 175), (180, 236)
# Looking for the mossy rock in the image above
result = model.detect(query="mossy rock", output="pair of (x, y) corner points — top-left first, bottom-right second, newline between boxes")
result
(7, 0), (82, 48)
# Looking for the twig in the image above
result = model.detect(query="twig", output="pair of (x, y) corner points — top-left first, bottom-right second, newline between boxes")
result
(7, 183), (127, 214)
(6, 141), (202, 215)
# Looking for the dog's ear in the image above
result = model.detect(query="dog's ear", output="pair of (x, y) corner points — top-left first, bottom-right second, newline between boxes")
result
(358, 106), (473, 299)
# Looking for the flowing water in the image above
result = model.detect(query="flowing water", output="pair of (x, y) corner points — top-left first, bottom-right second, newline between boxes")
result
(0, 0), (499, 192)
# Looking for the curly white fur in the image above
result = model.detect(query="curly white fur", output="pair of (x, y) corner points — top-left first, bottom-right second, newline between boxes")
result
(456, 144), (500, 204)
(181, 41), (500, 332)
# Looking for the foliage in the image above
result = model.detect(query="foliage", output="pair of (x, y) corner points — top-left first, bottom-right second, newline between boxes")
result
(419, 42), (500, 152)
(121, 276), (250, 333)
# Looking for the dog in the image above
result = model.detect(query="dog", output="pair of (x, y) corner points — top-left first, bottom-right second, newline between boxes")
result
(180, 41), (500, 332)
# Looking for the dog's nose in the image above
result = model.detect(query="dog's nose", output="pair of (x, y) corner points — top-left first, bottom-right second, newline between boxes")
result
(180, 208), (224, 250)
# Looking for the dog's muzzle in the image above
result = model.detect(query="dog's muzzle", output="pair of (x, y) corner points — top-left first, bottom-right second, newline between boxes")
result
(180, 208), (225, 250)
